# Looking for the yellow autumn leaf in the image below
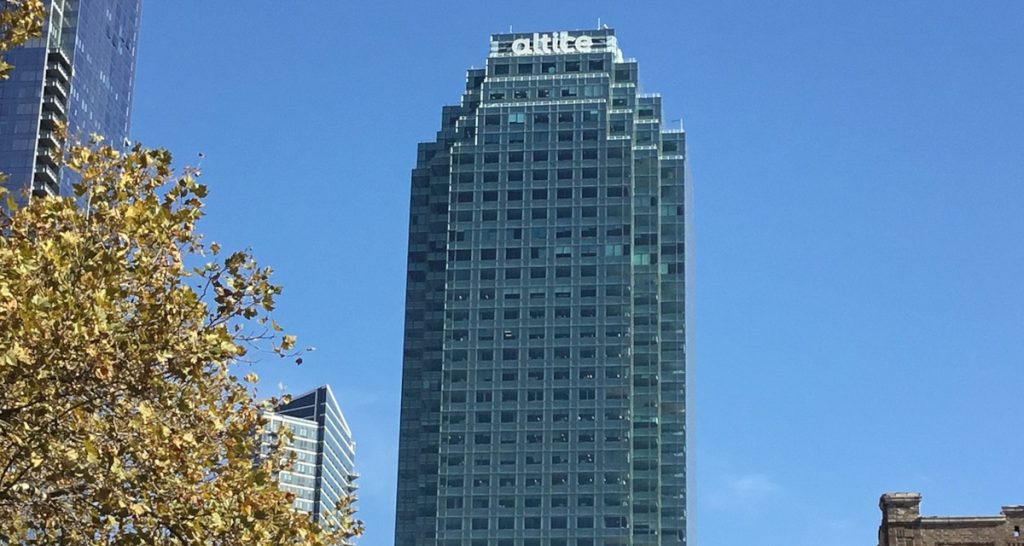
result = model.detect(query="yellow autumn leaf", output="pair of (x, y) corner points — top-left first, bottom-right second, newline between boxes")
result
(0, 125), (360, 542)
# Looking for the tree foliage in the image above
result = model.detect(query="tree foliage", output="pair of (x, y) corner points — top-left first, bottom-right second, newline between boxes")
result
(0, 0), (45, 80)
(0, 140), (361, 544)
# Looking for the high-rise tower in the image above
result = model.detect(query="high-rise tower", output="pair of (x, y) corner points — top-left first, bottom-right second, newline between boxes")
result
(0, 0), (141, 201)
(396, 29), (691, 546)
(263, 385), (358, 533)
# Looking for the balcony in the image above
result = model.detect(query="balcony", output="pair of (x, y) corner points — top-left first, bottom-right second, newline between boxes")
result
(35, 146), (57, 166)
(42, 96), (66, 116)
(45, 49), (72, 82)
(34, 163), (59, 184)
(38, 131), (61, 149)
(45, 61), (71, 84)
(39, 111), (65, 128)
(33, 163), (60, 197)
(31, 180), (57, 198)
(44, 78), (68, 100)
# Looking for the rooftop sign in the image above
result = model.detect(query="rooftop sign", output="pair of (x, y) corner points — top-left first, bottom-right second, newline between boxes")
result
(511, 32), (593, 55)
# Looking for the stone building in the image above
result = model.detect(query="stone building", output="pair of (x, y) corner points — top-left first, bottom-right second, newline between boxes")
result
(878, 492), (1024, 546)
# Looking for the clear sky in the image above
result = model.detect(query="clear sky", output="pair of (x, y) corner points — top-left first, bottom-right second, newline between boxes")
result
(131, 2), (1024, 545)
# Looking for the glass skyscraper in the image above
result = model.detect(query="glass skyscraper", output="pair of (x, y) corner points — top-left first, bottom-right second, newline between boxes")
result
(0, 0), (141, 202)
(396, 28), (691, 546)
(264, 385), (359, 535)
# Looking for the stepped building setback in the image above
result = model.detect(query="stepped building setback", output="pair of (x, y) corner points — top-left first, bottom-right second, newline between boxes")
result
(396, 28), (692, 546)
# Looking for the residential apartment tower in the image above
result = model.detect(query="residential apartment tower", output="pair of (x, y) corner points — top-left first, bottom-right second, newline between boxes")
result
(0, 0), (141, 201)
(264, 385), (358, 530)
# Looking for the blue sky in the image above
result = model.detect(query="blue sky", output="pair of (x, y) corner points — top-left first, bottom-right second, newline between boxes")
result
(132, 2), (1024, 545)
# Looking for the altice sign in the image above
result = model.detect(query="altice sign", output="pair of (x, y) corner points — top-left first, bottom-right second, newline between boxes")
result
(511, 32), (593, 55)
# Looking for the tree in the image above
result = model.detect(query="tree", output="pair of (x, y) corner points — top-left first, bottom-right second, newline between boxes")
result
(0, 0), (45, 81)
(0, 139), (361, 543)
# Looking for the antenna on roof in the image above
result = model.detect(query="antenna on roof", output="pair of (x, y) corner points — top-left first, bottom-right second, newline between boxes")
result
(597, 17), (601, 29)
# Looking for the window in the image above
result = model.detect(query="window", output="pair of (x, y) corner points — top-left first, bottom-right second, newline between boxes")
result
(518, 63), (533, 74)
(542, 62), (556, 73)
(508, 112), (526, 124)
(565, 60), (580, 72)
(604, 516), (627, 529)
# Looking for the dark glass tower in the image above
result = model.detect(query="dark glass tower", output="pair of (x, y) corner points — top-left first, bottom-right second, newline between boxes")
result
(396, 29), (691, 546)
(0, 0), (141, 202)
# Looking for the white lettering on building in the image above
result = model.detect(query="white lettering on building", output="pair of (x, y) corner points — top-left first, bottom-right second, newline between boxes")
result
(511, 32), (595, 55)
